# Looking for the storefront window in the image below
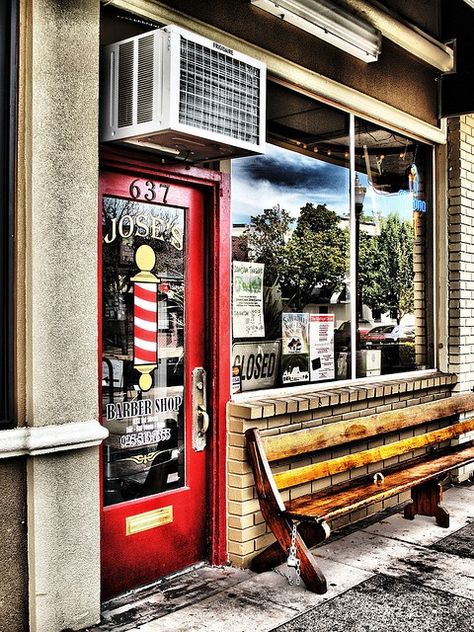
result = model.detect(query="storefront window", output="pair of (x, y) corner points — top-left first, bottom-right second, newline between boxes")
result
(231, 84), (433, 393)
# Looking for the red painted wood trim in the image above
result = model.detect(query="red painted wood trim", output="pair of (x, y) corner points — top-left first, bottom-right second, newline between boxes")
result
(98, 174), (105, 516)
(209, 170), (231, 565)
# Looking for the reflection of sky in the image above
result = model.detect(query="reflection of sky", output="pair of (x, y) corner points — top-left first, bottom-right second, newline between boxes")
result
(232, 143), (349, 224)
(358, 174), (415, 221)
(232, 144), (417, 225)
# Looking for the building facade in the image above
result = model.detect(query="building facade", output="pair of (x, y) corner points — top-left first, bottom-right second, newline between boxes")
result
(2, 1), (474, 630)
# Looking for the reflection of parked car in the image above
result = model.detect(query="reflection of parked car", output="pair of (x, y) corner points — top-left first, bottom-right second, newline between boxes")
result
(334, 319), (373, 349)
(385, 324), (415, 343)
(362, 324), (395, 346)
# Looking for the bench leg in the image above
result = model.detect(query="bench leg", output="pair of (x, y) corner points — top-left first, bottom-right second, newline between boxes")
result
(295, 526), (329, 594)
(403, 481), (450, 528)
(250, 520), (330, 574)
(250, 518), (330, 594)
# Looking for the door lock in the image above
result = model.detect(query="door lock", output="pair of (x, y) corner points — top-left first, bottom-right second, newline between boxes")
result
(197, 404), (209, 436)
(192, 368), (209, 451)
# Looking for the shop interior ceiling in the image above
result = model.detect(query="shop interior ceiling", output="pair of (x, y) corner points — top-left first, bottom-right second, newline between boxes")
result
(267, 82), (417, 180)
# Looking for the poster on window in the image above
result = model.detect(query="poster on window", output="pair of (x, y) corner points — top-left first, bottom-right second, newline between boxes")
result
(309, 314), (335, 382)
(281, 313), (309, 384)
(232, 261), (265, 338)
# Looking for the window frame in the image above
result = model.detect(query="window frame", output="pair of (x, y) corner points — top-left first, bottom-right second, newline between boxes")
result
(0, 0), (18, 428)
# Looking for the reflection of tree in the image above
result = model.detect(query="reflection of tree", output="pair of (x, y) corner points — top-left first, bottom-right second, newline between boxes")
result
(102, 198), (136, 311)
(243, 203), (348, 312)
(240, 201), (414, 328)
(359, 213), (414, 321)
(102, 198), (134, 352)
(243, 205), (291, 286)
(281, 204), (348, 310)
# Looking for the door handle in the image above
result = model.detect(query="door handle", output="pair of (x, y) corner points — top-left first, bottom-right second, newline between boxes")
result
(197, 404), (210, 436)
(192, 367), (208, 451)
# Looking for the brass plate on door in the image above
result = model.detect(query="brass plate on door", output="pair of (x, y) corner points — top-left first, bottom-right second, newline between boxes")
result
(126, 506), (173, 535)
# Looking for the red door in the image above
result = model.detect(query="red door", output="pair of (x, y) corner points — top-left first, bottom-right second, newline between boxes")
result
(99, 169), (208, 598)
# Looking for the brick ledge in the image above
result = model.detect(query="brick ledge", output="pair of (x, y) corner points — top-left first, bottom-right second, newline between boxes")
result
(228, 372), (457, 420)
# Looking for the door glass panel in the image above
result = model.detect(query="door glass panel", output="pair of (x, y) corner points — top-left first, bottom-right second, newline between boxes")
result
(101, 196), (186, 507)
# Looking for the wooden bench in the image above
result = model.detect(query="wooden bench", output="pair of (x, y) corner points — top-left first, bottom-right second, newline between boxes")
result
(245, 392), (474, 594)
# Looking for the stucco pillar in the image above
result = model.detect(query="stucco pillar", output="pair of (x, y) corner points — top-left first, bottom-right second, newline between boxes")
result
(22, 1), (103, 630)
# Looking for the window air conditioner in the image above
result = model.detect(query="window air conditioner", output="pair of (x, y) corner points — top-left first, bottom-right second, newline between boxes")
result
(101, 25), (266, 161)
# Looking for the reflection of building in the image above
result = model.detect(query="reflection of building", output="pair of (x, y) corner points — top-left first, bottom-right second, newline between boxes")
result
(231, 224), (249, 262)
(3, 2), (474, 630)
(338, 213), (378, 236)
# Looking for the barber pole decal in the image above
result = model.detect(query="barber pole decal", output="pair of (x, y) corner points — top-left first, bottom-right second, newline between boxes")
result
(134, 283), (157, 360)
(131, 245), (159, 392)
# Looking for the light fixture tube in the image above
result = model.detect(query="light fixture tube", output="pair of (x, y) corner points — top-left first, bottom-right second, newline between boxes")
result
(251, 0), (381, 62)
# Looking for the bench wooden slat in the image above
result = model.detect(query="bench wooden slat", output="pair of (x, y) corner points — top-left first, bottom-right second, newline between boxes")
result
(273, 417), (474, 490)
(262, 392), (474, 462)
(284, 443), (474, 522)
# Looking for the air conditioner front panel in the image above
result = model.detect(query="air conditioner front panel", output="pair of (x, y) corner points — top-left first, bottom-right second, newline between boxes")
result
(171, 28), (265, 148)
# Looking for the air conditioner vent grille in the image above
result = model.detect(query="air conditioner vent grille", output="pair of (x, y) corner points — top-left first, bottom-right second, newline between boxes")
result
(137, 35), (155, 124)
(178, 36), (261, 144)
(118, 41), (134, 128)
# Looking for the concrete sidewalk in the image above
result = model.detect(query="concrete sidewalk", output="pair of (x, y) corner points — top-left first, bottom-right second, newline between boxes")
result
(87, 483), (474, 632)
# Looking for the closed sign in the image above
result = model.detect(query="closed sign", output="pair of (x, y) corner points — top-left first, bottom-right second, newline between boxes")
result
(232, 342), (281, 392)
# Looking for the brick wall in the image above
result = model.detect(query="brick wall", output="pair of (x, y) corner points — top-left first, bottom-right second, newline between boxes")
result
(227, 373), (456, 568)
(413, 210), (428, 367)
(448, 115), (474, 392)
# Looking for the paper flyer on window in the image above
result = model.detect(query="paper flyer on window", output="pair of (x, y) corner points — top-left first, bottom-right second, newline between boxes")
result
(281, 312), (309, 384)
(232, 261), (265, 338)
(309, 314), (335, 382)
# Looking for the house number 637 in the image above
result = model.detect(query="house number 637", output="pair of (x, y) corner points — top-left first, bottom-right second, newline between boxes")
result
(129, 179), (170, 204)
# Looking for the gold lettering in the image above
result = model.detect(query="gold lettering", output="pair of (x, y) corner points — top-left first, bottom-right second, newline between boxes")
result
(151, 217), (165, 242)
(119, 215), (134, 238)
(171, 225), (183, 251)
(104, 212), (183, 249)
(135, 214), (149, 237)
(103, 217), (117, 243)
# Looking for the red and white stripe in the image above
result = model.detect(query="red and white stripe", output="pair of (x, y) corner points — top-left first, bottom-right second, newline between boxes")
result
(133, 282), (158, 366)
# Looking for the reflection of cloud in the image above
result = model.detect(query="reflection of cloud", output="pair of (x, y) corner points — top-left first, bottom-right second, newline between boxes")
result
(232, 143), (349, 223)
(233, 179), (348, 222)
(236, 144), (339, 188)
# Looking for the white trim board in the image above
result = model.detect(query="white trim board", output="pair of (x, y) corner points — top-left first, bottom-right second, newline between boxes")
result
(0, 420), (108, 459)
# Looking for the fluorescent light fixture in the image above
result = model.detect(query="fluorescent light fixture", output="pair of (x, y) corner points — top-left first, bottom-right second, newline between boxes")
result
(251, 0), (382, 62)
